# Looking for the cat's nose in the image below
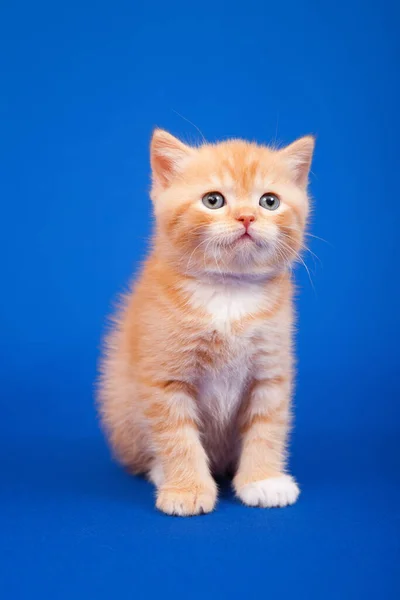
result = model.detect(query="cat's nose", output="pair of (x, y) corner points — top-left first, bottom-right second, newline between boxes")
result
(237, 214), (256, 231)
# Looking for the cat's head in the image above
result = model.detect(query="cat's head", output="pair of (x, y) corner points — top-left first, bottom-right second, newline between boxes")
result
(150, 129), (314, 279)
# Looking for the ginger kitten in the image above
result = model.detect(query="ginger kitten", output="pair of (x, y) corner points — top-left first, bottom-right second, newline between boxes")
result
(98, 129), (314, 516)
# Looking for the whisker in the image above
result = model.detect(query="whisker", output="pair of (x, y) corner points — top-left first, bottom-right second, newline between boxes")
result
(203, 238), (215, 274)
(171, 109), (206, 144)
(303, 246), (322, 269)
(305, 233), (333, 247)
(186, 223), (209, 236)
(215, 239), (228, 275)
(283, 225), (332, 247)
(212, 240), (223, 278)
(279, 231), (323, 269)
(276, 238), (316, 295)
(185, 237), (212, 275)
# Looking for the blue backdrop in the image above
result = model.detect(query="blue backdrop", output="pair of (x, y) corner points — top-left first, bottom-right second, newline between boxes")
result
(1, 1), (399, 598)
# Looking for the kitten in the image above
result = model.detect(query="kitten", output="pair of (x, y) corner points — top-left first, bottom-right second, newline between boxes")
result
(98, 129), (314, 516)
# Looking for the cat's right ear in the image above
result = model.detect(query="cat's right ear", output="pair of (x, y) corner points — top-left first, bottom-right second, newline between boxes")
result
(150, 129), (193, 189)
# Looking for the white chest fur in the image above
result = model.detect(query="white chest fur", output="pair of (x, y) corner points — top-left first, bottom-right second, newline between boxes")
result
(183, 278), (267, 428)
(183, 278), (266, 334)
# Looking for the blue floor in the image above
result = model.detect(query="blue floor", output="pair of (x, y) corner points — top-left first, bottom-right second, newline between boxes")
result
(1, 368), (399, 598)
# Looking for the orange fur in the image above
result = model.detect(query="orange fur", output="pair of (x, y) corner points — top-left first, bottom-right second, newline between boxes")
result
(98, 129), (315, 515)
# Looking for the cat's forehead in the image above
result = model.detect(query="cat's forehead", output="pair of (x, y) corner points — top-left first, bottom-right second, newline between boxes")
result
(191, 141), (285, 195)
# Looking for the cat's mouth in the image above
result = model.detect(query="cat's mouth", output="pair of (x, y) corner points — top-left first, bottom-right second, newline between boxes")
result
(234, 231), (256, 245)
(230, 230), (268, 252)
(221, 229), (264, 250)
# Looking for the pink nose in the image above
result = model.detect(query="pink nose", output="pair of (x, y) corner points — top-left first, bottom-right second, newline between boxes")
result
(237, 215), (255, 231)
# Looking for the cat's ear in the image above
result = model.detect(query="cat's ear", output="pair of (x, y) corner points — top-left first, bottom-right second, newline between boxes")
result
(279, 136), (315, 188)
(150, 129), (193, 189)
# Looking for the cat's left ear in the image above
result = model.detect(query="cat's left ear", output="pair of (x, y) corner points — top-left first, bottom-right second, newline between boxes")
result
(150, 129), (193, 189)
(279, 136), (315, 188)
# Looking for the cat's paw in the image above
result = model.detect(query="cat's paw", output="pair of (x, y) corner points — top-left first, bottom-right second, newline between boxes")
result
(156, 482), (217, 516)
(236, 474), (300, 508)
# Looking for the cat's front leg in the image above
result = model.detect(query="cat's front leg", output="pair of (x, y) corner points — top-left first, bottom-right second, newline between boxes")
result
(233, 376), (299, 508)
(144, 381), (217, 516)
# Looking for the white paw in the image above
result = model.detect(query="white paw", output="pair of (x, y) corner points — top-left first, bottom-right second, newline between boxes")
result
(237, 474), (300, 508)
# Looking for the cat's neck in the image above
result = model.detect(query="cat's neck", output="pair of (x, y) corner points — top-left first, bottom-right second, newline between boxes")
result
(151, 254), (289, 290)
(146, 255), (289, 333)
(192, 269), (286, 287)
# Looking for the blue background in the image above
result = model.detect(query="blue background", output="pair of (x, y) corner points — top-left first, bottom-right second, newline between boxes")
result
(1, 1), (399, 597)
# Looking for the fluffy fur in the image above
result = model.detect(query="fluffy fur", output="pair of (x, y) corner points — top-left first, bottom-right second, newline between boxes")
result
(98, 129), (314, 516)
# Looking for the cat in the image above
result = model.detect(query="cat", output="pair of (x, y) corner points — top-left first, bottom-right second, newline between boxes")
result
(98, 128), (314, 516)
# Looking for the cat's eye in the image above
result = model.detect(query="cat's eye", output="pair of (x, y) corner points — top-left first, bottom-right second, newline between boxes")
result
(202, 191), (225, 210)
(259, 193), (280, 211)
